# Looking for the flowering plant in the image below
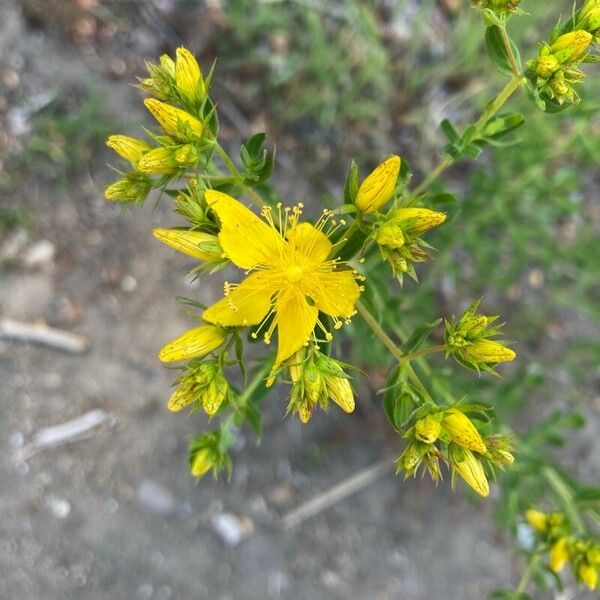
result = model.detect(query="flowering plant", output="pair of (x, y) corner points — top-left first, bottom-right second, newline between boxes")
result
(104, 1), (600, 595)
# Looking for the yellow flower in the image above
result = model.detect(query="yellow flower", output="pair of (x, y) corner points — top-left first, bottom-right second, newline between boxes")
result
(450, 445), (490, 497)
(463, 339), (516, 364)
(525, 509), (548, 533)
(159, 325), (226, 363)
(549, 537), (570, 573)
(175, 47), (205, 105)
(190, 447), (214, 478)
(388, 207), (446, 236)
(106, 135), (151, 163)
(153, 228), (222, 262)
(414, 415), (441, 444)
(202, 190), (362, 372)
(442, 409), (487, 454)
(578, 561), (598, 590)
(144, 98), (204, 140)
(355, 155), (401, 214)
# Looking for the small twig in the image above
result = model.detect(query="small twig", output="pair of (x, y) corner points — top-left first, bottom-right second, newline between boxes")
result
(20, 409), (112, 460)
(281, 456), (396, 530)
(0, 319), (89, 353)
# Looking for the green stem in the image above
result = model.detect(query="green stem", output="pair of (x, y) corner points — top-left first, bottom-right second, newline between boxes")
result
(238, 360), (272, 406)
(401, 344), (446, 362)
(499, 24), (521, 77)
(515, 552), (539, 595)
(543, 466), (586, 535)
(412, 74), (525, 196)
(213, 141), (266, 208)
(356, 301), (435, 404)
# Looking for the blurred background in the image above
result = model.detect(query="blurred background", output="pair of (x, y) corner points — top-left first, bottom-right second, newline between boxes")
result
(0, 0), (598, 598)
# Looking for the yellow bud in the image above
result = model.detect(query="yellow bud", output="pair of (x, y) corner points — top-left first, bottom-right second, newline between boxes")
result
(442, 409), (487, 454)
(175, 47), (205, 104)
(578, 562), (598, 590)
(304, 363), (324, 404)
(535, 55), (561, 79)
(355, 155), (401, 214)
(549, 538), (570, 573)
(375, 224), (404, 249)
(578, 0), (600, 35)
(203, 376), (227, 415)
(167, 381), (197, 413)
(138, 146), (178, 174)
(326, 376), (355, 413)
(398, 442), (429, 476)
(159, 325), (226, 363)
(525, 509), (548, 533)
(106, 135), (151, 163)
(390, 207), (447, 236)
(144, 98), (204, 140)
(159, 54), (176, 78)
(450, 446), (489, 497)
(550, 30), (593, 64)
(174, 144), (199, 167)
(152, 228), (222, 262)
(464, 339), (516, 364)
(289, 350), (305, 383)
(414, 415), (442, 444)
(190, 448), (214, 478)
(104, 175), (151, 203)
(298, 401), (312, 423)
(587, 546), (600, 565)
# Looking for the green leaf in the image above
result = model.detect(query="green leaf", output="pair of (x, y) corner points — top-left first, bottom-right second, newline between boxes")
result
(483, 113), (525, 139)
(403, 319), (442, 353)
(440, 119), (460, 143)
(485, 26), (520, 75)
(343, 160), (360, 204)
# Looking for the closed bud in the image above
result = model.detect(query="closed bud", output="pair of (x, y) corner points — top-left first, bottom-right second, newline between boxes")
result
(449, 445), (490, 497)
(355, 155), (401, 214)
(464, 339), (516, 364)
(175, 47), (205, 105)
(525, 509), (549, 533)
(414, 414), (442, 444)
(375, 223), (405, 249)
(138, 146), (178, 174)
(174, 144), (199, 167)
(389, 207), (447, 236)
(104, 173), (152, 204)
(577, 0), (600, 36)
(326, 375), (355, 413)
(106, 135), (151, 163)
(456, 315), (489, 339)
(159, 54), (176, 78)
(549, 537), (570, 573)
(190, 447), (214, 478)
(550, 30), (593, 64)
(167, 380), (197, 413)
(159, 325), (226, 363)
(204, 372), (228, 415)
(442, 409), (487, 454)
(577, 561), (598, 590)
(144, 98), (204, 140)
(153, 228), (223, 262)
(535, 55), (561, 79)
(397, 441), (429, 477)
(304, 363), (324, 404)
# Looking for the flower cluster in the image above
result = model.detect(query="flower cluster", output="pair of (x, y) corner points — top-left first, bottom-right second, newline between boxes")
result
(525, 509), (600, 591)
(105, 48), (212, 203)
(397, 403), (514, 497)
(528, 2), (599, 107)
(445, 299), (515, 373)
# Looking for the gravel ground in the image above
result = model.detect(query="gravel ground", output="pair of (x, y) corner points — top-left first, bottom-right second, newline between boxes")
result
(0, 2), (597, 599)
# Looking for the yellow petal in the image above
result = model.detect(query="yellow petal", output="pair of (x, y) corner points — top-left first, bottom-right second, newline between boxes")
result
(203, 271), (275, 326)
(287, 222), (332, 265)
(138, 146), (178, 174)
(355, 155), (401, 214)
(206, 190), (284, 269)
(466, 340), (516, 363)
(159, 325), (226, 363)
(307, 270), (361, 317)
(442, 409), (487, 454)
(190, 448), (213, 478)
(326, 376), (355, 413)
(525, 509), (548, 533)
(106, 135), (151, 163)
(390, 207), (447, 235)
(153, 228), (221, 261)
(578, 562), (598, 591)
(274, 289), (318, 366)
